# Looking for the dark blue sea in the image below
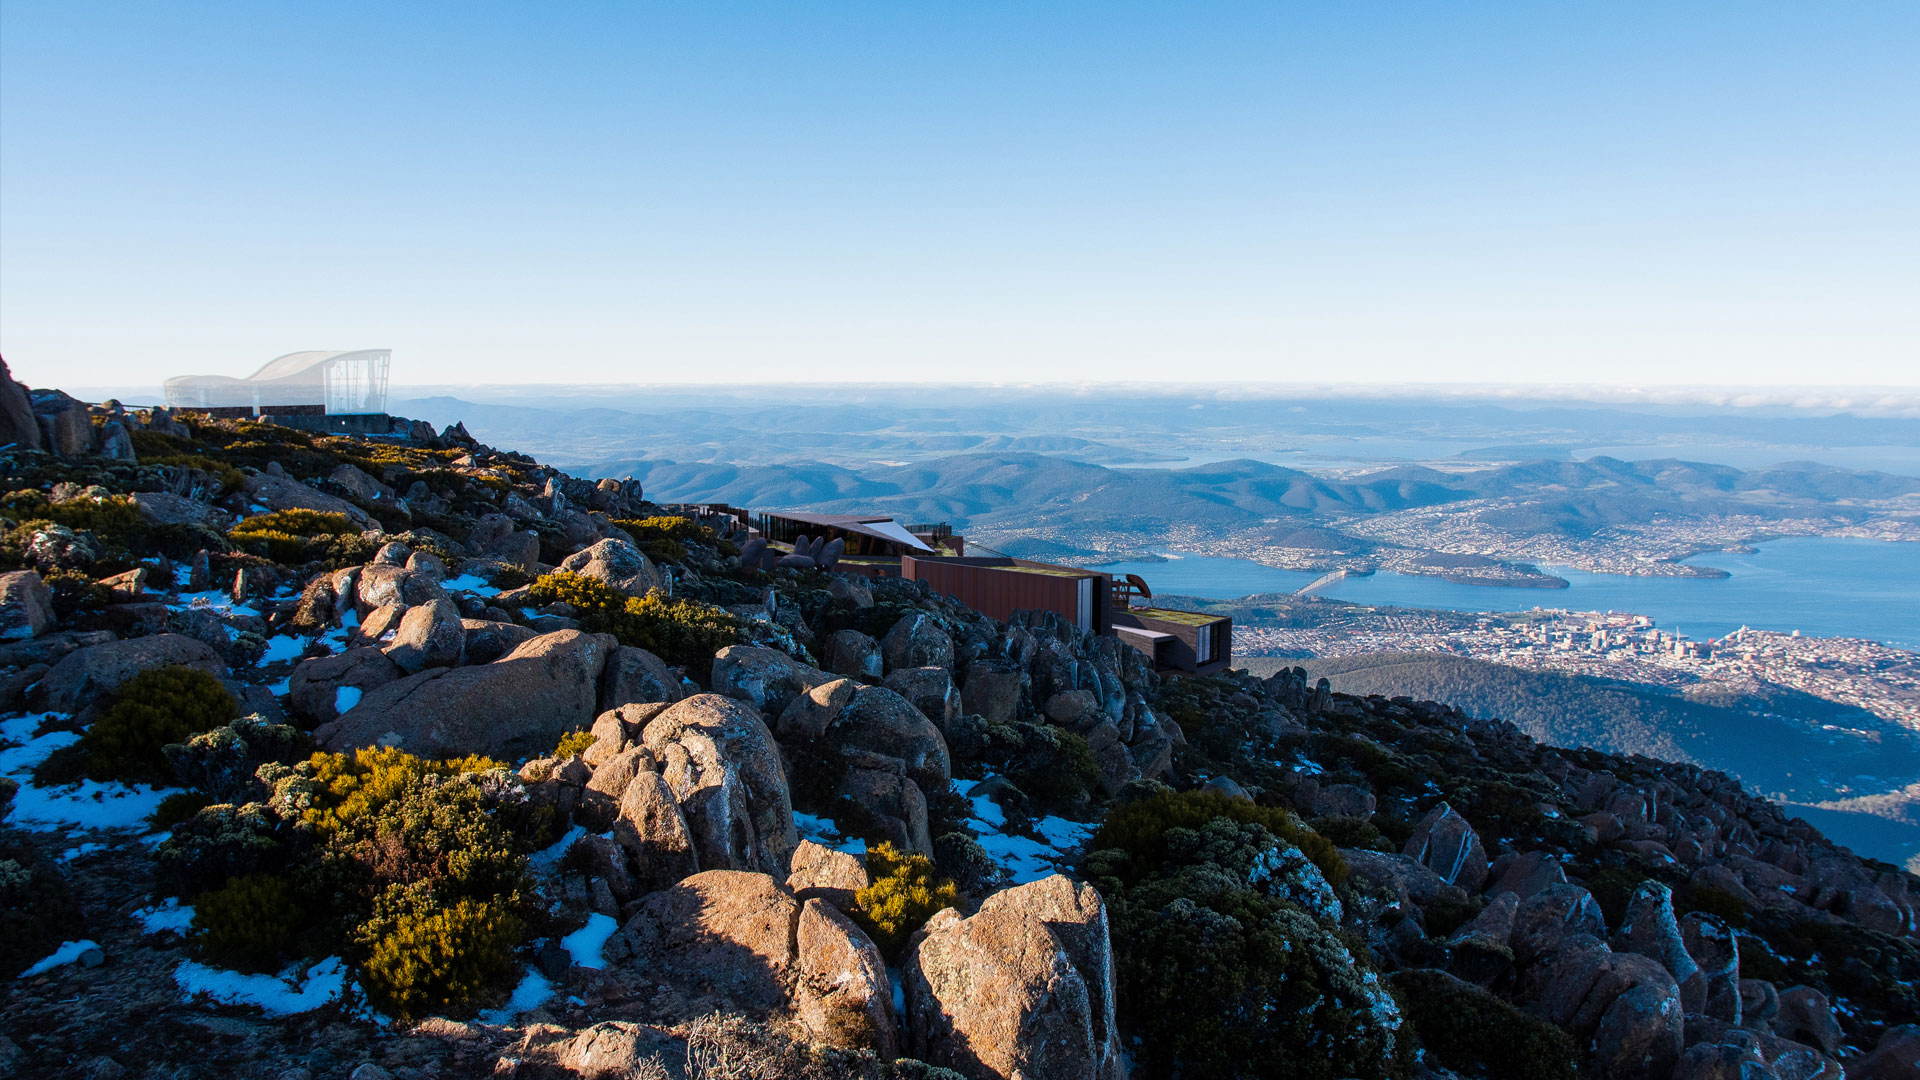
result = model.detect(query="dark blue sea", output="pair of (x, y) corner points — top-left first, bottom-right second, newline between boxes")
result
(1093, 536), (1920, 650)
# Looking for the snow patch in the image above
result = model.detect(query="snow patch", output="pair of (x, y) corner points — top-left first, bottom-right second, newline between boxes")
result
(562, 913), (618, 969)
(174, 956), (348, 1014)
(530, 824), (586, 875)
(169, 591), (259, 617)
(793, 811), (865, 855)
(334, 686), (363, 714)
(478, 967), (554, 1023)
(0, 726), (76, 774)
(5, 773), (179, 832)
(132, 899), (196, 935)
(442, 574), (502, 597)
(59, 842), (106, 862)
(256, 634), (306, 666)
(21, 939), (99, 977)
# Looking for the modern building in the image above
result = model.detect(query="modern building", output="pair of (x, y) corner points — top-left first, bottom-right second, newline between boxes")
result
(902, 554), (1114, 635)
(754, 511), (960, 575)
(901, 552), (1232, 673)
(164, 350), (391, 418)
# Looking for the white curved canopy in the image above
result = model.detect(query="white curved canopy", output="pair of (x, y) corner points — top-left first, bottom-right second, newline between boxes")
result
(165, 349), (390, 414)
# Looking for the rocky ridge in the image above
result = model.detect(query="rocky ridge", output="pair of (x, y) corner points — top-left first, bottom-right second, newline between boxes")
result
(0, 370), (1916, 1080)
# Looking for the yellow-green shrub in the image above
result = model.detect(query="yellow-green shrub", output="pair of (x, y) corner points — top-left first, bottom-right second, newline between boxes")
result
(298, 746), (505, 834)
(191, 873), (304, 972)
(612, 515), (713, 564)
(527, 571), (744, 676)
(854, 842), (961, 953)
(81, 666), (237, 781)
(1091, 789), (1347, 888)
(358, 895), (522, 1021)
(552, 729), (596, 759)
(227, 509), (360, 564)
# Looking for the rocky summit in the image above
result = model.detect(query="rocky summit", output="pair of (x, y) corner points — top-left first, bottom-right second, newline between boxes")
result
(2, 372), (1916, 1080)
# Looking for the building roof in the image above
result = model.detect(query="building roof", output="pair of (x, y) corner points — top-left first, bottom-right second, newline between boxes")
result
(763, 511), (935, 552)
(244, 350), (383, 383)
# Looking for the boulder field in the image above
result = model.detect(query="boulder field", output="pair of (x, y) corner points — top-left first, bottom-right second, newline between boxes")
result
(3, 381), (1917, 1080)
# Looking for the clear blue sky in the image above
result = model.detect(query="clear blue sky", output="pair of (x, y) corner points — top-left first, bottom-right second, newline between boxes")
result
(2, 2), (1915, 390)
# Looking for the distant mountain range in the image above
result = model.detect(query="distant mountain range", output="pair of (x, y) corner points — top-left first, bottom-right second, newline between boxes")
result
(566, 451), (1920, 559)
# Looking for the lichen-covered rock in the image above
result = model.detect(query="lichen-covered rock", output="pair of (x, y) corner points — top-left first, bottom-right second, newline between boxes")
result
(961, 659), (1027, 726)
(598, 644), (682, 711)
(786, 839), (868, 912)
(975, 875), (1125, 1080)
(1849, 1025), (1920, 1080)
(883, 612), (953, 672)
(885, 666), (962, 728)
(558, 537), (660, 598)
(611, 766), (698, 893)
(777, 679), (951, 794)
(314, 630), (615, 760)
(1618, 881), (1701, 1001)
(616, 870), (798, 1010)
(712, 645), (833, 716)
(904, 900), (1100, 1080)
(1681, 910), (1741, 1023)
(0, 570), (55, 641)
(1772, 985), (1842, 1055)
(382, 597), (465, 674)
(794, 897), (897, 1057)
(33, 633), (226, 714)
(1487, 850), (1569, 900)
(823, 628), (883, 681)
(286, 647), (404, 726)
(241, 473), (374, 528)
(1510, 883), (1608, 966)
(459, 619), (537, 664)
(1403, 802), (1489, 893)
(640, 694), (797, 877)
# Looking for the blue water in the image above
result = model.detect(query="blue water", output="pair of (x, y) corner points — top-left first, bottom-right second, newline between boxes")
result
(1094, 537), (1920, 650)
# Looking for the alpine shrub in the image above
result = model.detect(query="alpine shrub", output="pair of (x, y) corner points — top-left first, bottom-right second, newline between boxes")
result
(552, 728), (596, 759)
(191, 872), (305, 973)
(82, 666), (237, 781)
(527, 571), (744, 676)
(1092, 789), (1347, 888)
(227, 510), (362, 564)
(854, 842), (961, 953)
(1391, 969), (1577, 1080)
(163, 716), (310, 801)
(358, 895), (522, 1022)
(298, 745), (505, 833)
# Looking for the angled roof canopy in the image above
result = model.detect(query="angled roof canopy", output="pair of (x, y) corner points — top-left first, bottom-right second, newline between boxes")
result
(762, 511), (936, 552)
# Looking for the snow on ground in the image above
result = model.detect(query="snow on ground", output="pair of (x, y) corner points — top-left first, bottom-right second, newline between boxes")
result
(442, 574), (502, 597)
(529, 825), (587, 875)
(132, 899), (196, 935)
(561, 913), (618, 969)
(21, 939), (100, 977)
(0, 712), (56, 744)
(334, 686), (363, 714)
(3, 721), (181, 832)
(7, 776), (180, 832)
(59, 842), (106, 862)
(256, 634), (306, 665)
(268, 677), (292, 698)
(0, 721), (75, 775)
(168, 591), (259, 617)
(952, 777), (1094, 884)
(174, 956), (349, 1015)
(479, 968), (554, 1024)
(794, 812), (865, 855)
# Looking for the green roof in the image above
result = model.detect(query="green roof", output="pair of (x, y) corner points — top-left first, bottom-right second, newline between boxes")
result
(1129, 607), (1226, 627)
(1001, 565), (1094, 578)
